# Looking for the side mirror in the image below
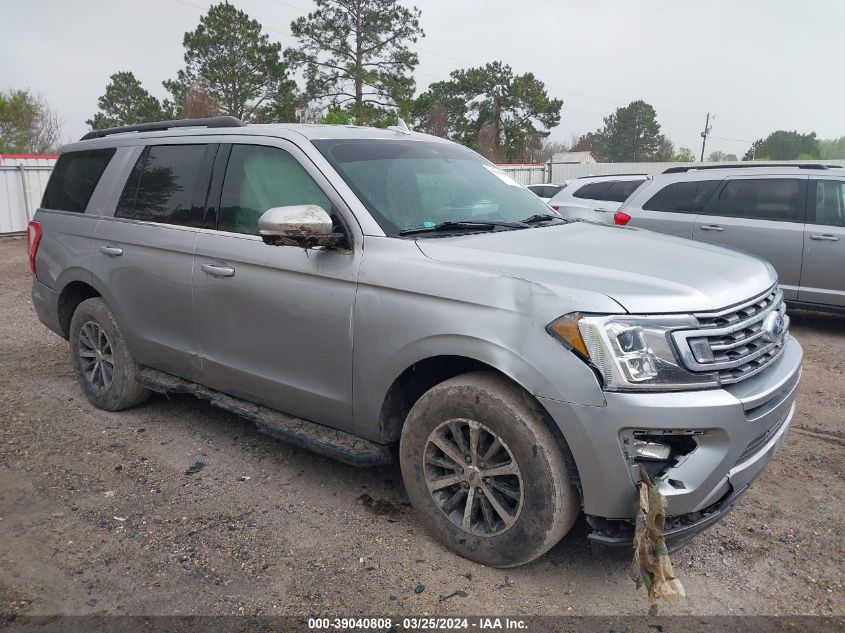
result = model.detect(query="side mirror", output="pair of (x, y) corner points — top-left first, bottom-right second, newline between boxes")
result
(257, 205), (340, 248)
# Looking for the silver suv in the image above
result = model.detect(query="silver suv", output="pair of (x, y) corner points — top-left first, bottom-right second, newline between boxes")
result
(616, 165), (845, 310)
(27, 117), (802, 567)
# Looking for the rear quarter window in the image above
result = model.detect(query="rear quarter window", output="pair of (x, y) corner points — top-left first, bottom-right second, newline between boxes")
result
(41, 148), (116, 212)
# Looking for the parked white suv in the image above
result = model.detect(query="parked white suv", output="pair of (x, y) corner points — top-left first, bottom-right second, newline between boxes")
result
(548, 174), (648, 219)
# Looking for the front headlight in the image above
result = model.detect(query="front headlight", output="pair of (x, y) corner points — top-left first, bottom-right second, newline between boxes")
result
(547, 313), (719, 391)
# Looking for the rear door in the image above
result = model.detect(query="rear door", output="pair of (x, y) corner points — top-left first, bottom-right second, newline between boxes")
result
(91, 142), (216, 380)
(799, 177), (845, 306)
(627, 179), (721, 238)
(693, 176), (806, 299)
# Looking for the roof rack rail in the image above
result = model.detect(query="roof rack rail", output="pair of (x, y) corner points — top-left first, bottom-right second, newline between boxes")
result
(80, 116), (246, 141)
(663, 163), (834, 174)
(576, 172), (648, 179)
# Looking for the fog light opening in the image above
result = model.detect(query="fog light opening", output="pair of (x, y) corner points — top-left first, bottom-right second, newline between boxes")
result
(626, 431), (700, 479)
(633, 440), (671, 461)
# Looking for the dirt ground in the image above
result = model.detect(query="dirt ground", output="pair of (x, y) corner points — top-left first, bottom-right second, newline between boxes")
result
(0, 236), (843, 617)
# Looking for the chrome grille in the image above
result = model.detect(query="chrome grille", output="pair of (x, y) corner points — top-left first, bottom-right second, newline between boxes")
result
(671, 287), (789, 385)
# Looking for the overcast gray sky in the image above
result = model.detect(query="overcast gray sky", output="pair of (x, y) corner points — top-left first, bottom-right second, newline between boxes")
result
(3, 0), (844, 157)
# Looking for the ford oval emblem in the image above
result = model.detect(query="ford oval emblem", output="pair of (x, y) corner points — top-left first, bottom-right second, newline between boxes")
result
(762, 311), (787, 343)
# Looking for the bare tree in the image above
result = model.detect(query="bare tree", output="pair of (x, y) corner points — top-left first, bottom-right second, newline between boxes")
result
(0, 89), (64, 153)
(181, 81), (220, 119)
(534, 140), (568, 164)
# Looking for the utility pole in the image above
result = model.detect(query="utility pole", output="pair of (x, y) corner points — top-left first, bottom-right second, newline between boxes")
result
(700, 113), (712, 162)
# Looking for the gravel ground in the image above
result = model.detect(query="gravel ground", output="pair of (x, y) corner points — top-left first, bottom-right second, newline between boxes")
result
(0, 236), (843, 617)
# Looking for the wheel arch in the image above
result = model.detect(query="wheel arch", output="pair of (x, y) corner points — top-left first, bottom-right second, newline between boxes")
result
(377, 354), (582, 493)
(57, 280), (102, 338)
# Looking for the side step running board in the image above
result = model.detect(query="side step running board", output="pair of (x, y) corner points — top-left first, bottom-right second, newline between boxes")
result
(136, 368), (392, 467)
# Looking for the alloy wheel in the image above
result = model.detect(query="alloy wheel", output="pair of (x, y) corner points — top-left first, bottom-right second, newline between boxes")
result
(423, 418), (523, 537)
(77, 321), (114, 392)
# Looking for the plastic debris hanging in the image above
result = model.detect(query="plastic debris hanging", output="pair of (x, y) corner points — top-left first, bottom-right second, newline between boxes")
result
(630, 464), (686, 614)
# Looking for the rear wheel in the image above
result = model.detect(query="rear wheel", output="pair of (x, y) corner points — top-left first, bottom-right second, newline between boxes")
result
(69, 298), (151, 411)
(400, 371), (580, 567)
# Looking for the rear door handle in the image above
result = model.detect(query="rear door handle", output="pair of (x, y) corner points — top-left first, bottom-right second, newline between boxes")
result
(100, 246), (123, 256)
(809, 234), (840, 241)
(201, 263), (235, 278)
(699, 224), (724, 232)
(594, 207), (609, 213)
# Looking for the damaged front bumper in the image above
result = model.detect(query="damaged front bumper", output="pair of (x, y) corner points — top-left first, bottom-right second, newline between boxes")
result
(538, 335), (802, 547)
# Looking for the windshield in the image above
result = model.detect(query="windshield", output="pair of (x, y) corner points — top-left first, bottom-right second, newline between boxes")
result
(313, 138), (553, 235)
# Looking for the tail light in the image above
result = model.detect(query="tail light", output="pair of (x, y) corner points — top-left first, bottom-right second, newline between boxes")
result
(550, 204), (560, 213)
(614, 211), (631, 226)
(26, 220), (42, 274)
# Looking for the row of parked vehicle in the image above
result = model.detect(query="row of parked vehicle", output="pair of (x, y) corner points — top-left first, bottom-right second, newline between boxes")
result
(529, 164), (845, 310)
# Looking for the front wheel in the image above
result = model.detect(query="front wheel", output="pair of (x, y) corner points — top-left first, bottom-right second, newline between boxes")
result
(69, 297), (151, 411)
(400, 371), (580, 567)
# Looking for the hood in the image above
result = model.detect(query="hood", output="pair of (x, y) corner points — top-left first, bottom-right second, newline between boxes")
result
(416, 222), (777, 313)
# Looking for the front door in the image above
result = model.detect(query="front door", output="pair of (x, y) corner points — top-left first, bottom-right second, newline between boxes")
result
(192, 140), (360, 432)
(693, 176), (806, 300)
(799, 177), (845, 307)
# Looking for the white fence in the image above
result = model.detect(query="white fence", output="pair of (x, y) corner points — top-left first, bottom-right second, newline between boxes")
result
(1, 166), (54, 235)
(496, 163), (547, 185)
(548, 159), (845, 184)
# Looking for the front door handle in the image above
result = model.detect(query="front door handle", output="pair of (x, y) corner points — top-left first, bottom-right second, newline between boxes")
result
(699, 224), (724, 232)
(201, 263), (235, 278)
(100, 246), (123, 256)
(809, 234), (840, 241)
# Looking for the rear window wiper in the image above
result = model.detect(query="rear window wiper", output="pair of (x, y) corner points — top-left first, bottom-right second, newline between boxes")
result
(398, 220), (529, 236)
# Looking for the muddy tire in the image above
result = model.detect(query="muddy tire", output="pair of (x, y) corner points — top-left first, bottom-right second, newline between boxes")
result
(400, 371), (580, 567)
(69, 297), (151, 411)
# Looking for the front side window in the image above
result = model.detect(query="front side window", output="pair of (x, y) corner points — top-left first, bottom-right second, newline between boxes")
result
(115, 144), (206, 225)
(572, 181), (612, 200)
(218, 145), (331, 236)
(313, 139), (552, 235)
(812, 180), (845, 227)
(715, 178), (802, 222)
(643, 180), (720, 213)
(603, 179), (646, 203)
(41, 148), (116, 212)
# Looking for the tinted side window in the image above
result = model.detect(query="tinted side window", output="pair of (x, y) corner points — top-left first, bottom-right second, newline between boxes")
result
(603, 179), (645, 203)
(219, 145), (331, 236)
(115, 144), (206, 225)
(41, 148), (116, 212)
(572, 181), (611, 200)
(643, 180), (720, 213)
(715, 178), (802, 222)
(812, 180), (845, 227)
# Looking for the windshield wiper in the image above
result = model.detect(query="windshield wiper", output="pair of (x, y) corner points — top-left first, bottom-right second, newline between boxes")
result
(519, 213), (568, 225)
(399, 220), (528, 236)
